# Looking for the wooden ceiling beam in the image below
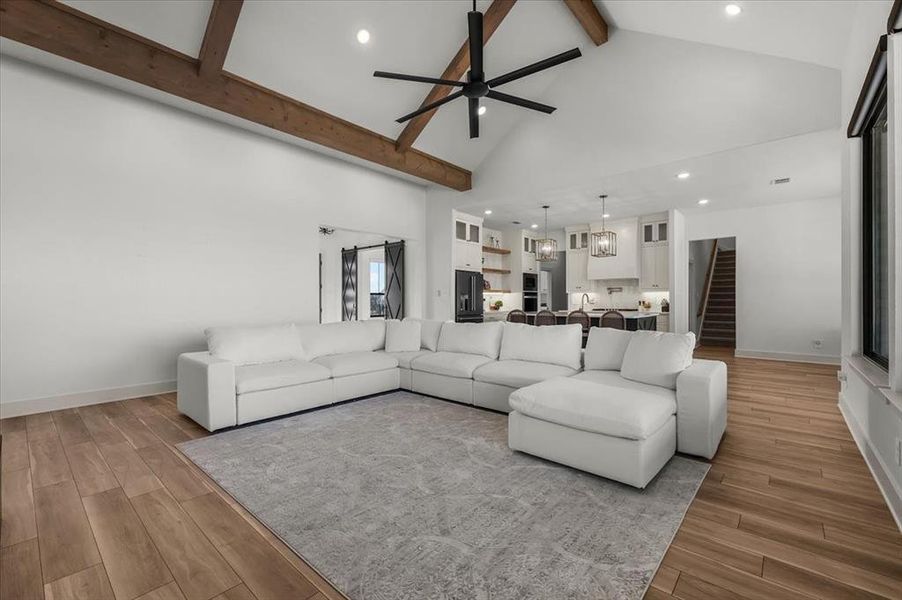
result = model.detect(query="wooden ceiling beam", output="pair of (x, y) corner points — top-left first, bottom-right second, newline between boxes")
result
(394, 0), (517, 152)
(198, 0), (243, 78)
(562, 0), (608, 46)
(0, 0), (471, 191)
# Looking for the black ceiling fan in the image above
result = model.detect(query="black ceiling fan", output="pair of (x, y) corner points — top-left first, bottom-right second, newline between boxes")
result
(373, 0), (582, 139)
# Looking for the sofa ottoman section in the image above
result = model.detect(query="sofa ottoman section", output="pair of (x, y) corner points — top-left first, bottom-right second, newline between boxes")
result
(508, 377), (677, 488)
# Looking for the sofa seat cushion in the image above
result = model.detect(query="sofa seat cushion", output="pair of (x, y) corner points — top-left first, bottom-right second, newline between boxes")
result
(382, 350), (432, 369)
(473, 360), (578, 389)
(571, 370), (677, 403)
(235, 360), (331, 395)
(509, 377), (676, 440)
(313, 351), (398, 378)
(410, 351), (494, 379)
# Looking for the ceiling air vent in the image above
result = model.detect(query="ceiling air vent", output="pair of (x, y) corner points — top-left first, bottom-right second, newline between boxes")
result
(770, 177), (791, 185)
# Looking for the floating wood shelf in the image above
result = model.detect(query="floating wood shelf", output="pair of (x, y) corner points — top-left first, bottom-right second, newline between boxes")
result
(484, 289), (511, 293)
(482, 246), (511, 255)
(482, 267), (511, 274)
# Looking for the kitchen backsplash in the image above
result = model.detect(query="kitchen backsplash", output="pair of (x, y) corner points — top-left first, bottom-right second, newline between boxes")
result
(568, 282), (670, 311)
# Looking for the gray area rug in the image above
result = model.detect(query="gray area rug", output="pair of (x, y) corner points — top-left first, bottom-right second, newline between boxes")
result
(179, 392), (708, 600)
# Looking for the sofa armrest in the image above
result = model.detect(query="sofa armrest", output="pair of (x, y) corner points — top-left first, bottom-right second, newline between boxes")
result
(177, 352), (237, 431)
(675, 359), (727, 459)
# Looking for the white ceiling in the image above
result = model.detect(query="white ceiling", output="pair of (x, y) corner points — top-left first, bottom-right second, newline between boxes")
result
(32, 0), (858, 217)
(468, 128), (841, 230)
(600, 0), (859, 69)
(63, 0), (213, 57)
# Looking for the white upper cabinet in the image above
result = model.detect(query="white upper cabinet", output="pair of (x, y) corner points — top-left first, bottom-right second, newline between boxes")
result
(568, 230), (589, 250)
(453, 211), (483, 271)
(639, 215), (669, 289)
(586, 218), (639, 280)
(642, 221), (667, 246)
(567, 247), (591, 292)
(521, 231), (537, 274)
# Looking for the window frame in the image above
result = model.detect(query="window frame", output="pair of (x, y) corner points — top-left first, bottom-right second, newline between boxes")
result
(861, 77), (889, 370)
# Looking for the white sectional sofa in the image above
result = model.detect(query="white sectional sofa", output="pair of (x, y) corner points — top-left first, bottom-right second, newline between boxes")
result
(178, 318), (727, 487)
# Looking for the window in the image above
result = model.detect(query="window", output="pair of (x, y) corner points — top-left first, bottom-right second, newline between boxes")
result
(369, 260), (386, 318)
(862, 80), (889, 369)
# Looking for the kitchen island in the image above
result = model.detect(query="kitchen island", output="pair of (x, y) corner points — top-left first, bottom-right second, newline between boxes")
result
(486, 309), (661, 331)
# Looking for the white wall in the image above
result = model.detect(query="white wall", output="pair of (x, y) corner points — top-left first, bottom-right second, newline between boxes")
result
(0, 57), (427, 412)
(685, 197), (842, 363)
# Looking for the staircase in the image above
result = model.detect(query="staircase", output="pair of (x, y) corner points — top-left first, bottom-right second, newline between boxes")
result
(700, 249), (735, 347)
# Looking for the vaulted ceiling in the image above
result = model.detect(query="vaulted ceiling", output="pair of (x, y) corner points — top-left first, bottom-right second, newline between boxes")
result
(1, 0), (872, 218)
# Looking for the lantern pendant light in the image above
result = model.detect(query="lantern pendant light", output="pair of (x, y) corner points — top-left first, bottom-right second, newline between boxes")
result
(535, 205), (558, 262)
(590, 194), (617, 258)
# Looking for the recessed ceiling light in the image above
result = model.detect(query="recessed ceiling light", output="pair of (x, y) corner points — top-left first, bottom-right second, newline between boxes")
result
(676, 172), (691, 180)
(477, 106), (487, 116)
(603, 213), (610, 218)
(725, 4), (742, 16)
(484, 209), (492, 215)
(531, 223), (538, 229)
(698, 198), (710, 205)
(356, 29), (370, 44)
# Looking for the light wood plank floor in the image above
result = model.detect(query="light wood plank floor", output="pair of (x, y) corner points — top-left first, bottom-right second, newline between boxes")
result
(1, 348), (900, 600)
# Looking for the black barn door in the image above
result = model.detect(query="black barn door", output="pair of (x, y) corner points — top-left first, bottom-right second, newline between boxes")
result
(341, 247), (358, 321)
(384, 241), (405, 319)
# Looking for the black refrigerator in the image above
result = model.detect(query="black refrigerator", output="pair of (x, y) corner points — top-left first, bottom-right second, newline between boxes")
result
(455, 270), (484, 322)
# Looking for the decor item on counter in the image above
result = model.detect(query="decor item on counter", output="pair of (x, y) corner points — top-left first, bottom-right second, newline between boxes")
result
(639, 300), (652, 310)
(590, 194), (617, 258)
(661, 298), (670, 313)
(483, 279), (491, 290)
(490, 300), (504, 311)
(535, 205), (558, 263)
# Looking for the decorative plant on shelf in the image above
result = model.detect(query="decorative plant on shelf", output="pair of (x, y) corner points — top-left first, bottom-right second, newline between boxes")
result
(490, 300), (504, 311)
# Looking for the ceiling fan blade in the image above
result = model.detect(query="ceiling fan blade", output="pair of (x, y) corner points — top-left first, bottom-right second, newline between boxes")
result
(487, 48), (582, 88)
(486, 90), (556, 114)
(468, 9), (484, 80)
(469, 98), (480, 139)
(373, 71), (464, 87)
(396, 90), (465, 123)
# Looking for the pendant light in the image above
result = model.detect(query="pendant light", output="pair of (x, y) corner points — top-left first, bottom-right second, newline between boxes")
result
(535, 205), (558, 262)
(590, 194), (617, 258)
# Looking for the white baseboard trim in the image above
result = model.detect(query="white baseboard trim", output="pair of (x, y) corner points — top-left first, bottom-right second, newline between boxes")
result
(0, 380), (177, 418)
(838, 393), (902, 532)
(734, 349), (841, 365)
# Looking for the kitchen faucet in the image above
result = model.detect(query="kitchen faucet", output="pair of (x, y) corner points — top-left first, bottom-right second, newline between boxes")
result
(580, 293), (590, 311)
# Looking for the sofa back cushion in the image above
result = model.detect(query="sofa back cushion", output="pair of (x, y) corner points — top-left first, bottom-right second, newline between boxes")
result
(206, 323), (305, 365)
(499, 323), (582, 370)
(584, 327), (633, 371)
(620, 331), (696, 389)
(403, 318), (444, 351)
(385, 320), (422, 353)
(298, 320), (386, 359)
(438, 321), (503, 359)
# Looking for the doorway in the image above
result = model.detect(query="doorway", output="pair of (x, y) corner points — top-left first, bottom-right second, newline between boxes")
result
(318, 227), (405, 323)
(689, 237), (736, 348)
